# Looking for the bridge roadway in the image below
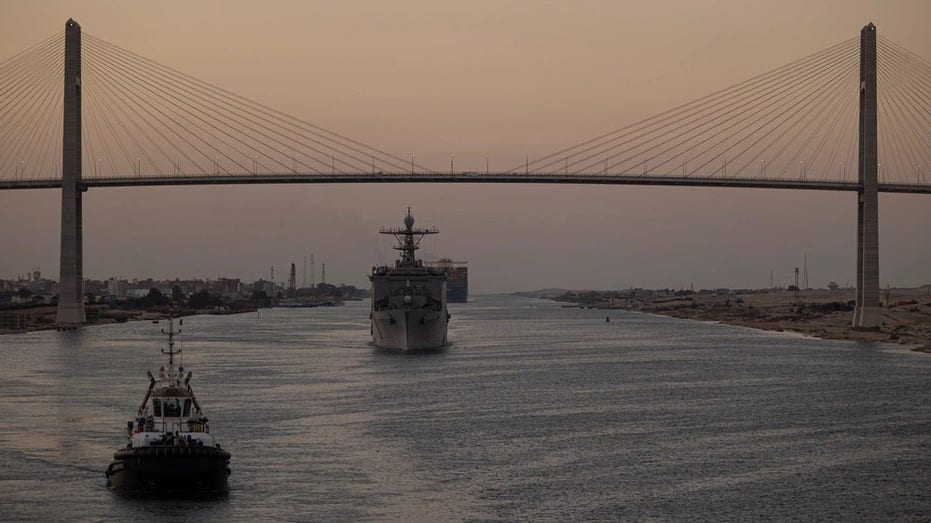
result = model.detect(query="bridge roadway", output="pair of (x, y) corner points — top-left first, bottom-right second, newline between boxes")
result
(1, 172), (930, 194)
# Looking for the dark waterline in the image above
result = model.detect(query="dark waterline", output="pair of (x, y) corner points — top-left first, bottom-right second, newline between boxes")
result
(0, 295), (929, 521)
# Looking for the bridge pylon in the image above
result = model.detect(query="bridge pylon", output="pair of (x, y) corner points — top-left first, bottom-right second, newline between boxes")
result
(55, 18), (86, 326)
(853, 22), (881, 328)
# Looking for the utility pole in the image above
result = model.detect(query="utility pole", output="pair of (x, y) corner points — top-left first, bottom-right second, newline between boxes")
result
(794, 267), (800, 301)
(803, 252), (809, 289)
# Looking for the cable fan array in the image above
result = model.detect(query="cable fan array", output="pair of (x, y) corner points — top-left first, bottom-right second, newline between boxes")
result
(517, 37), (931, 186)
(79, 33), (429, 179)
(876, 36), (931, 185)
(0, 29), (930, 186)
(0, 30), (430, 182)
(0, 32), (64, 181)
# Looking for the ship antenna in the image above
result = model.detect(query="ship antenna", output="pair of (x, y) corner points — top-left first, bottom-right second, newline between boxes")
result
(178, 315), (183, 368)
(160, 311), (181, 366)
(175, 303), (184, 368)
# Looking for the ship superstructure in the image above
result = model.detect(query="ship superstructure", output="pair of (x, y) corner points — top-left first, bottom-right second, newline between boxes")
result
(370, 209), (449, 351)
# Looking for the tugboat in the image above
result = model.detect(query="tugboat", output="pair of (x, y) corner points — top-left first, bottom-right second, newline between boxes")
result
(106, 317), (231, 492)
(370, 208), (449, 351)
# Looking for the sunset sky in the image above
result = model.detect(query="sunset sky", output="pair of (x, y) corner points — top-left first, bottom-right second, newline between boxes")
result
(2, 0), (930, 292)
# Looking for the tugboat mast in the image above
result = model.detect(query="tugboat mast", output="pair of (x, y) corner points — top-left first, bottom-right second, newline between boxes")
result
(161, 316), (181, 366)
(379, 207), (438, 268)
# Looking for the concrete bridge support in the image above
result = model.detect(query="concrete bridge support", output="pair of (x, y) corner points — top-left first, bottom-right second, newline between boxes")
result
(55, 19), (85, 326)
(853, 22), (881, 328)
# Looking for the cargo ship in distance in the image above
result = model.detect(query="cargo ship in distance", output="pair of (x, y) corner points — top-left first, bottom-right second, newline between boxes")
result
(370, 209), (449, 351)
(426, 258), (468, 303)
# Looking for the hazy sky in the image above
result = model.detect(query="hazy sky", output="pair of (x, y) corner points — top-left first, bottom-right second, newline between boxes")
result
(2, 0), (930, 292)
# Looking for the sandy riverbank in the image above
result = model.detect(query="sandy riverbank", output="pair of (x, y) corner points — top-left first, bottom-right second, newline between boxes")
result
(551, 287), (931, 353)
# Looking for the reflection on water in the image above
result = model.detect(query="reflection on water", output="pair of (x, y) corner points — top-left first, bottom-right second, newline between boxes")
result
(1, 295), (930, 521)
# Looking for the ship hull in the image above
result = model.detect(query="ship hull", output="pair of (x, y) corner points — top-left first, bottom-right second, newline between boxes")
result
(446, 284), (468, 303)
(446, 267), (468, 303)
(106, 446), (231, 492)
(371, 309), (447, 351)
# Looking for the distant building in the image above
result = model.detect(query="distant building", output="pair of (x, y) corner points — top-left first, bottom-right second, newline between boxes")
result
(107, 278), (127, 298)
(252, 279), (277, 295)
(126, 288), (150, 299)
(214, 278), (242, 298)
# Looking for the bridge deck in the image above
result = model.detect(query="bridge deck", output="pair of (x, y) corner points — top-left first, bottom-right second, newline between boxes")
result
(1, 173), (929, 194)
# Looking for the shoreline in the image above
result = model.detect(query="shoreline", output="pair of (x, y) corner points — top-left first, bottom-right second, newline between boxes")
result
(544, 288), (931, 353)
(0, 305), (257, 335)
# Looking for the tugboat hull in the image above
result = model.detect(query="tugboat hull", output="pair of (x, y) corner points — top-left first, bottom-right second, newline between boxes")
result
(107, 447), (231, 492)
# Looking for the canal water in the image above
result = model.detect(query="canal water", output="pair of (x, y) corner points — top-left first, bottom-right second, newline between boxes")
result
(0, 295), (929, 521)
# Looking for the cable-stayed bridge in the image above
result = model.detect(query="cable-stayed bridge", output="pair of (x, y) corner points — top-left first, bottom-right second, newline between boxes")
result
(1, 19), (930, 328)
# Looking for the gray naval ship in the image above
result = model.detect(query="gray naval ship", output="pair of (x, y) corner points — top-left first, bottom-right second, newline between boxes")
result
(370, 209), (449, 351)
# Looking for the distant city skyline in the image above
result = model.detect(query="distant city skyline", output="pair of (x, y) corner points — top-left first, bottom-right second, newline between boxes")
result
(2, 1), (930, 293)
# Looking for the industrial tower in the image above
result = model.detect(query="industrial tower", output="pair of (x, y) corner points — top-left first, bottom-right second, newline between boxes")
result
(287, 263), (297, 296)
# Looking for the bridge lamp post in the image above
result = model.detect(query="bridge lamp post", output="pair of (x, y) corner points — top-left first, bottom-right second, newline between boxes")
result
(135, 157), (140, 176)
(450, 153), (454, 174)
(253, 155), (257, 175)
(96, 158), (101, 177)
(411, 153), (415, 174)
(486, 157), (489, 175)
(799, 160), (805, 179)
(19, 160), (23, 179)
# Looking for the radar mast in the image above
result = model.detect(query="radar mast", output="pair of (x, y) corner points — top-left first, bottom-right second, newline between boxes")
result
(378, 207), (438, 268)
